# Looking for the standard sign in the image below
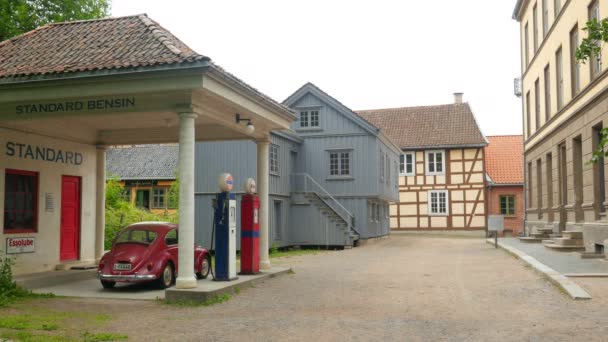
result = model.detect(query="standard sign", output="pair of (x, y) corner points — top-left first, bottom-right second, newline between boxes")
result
(6, 237), (35, 254)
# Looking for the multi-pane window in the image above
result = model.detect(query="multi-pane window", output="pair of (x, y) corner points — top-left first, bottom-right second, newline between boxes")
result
(270, 144), (279, 174)
(589, 0), (602, 79)
(556, 46), (564, 111)
(380, 153), (385, 182)
(544, 64), (551, 121)
(533, 3), (539, 52)
(542, 0), (548, 38)
(152, 188), (166, 209)
(524, 23), (530, 66)
(526, 91), (531, 138)
(121, 188), (131, 202)
(534, 78), (540, 131)
(400, 152), (415, 176)
(570, 25), (580, 96)
(554, 0), (561, 18)
(428, 190), (448, 216)
(329, 151), (351, 176)
(500, 195), (516, 216)
(299, 110), (320, 128)
(4, 169), (38, 233)
(426, 150), (445, 175)
(386, 155), (390, 184)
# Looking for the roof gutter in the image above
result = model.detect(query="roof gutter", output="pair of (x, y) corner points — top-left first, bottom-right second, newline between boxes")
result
(400, 143), (488, 151)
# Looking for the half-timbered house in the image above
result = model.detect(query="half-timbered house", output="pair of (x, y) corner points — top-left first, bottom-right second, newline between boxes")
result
(357, 94), (489, 231)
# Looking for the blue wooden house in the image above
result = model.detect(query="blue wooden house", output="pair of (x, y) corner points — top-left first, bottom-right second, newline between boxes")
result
(194, 83), (400, 249)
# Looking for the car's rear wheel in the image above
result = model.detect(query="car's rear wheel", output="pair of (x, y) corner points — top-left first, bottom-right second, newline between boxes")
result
(157, 263), (174, 289)
(197, 255), (211, 279)
(101, 280), (115, 289)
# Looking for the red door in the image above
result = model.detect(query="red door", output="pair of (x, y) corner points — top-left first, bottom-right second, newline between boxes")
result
(60, 176), (81, 261)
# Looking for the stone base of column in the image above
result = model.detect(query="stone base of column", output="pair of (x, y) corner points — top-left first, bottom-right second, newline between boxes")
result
(260, 260), (271, 270)
(175, 276), (197, 289)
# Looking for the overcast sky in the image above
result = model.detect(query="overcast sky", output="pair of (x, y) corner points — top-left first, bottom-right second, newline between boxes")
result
(113, 0), (522, 136)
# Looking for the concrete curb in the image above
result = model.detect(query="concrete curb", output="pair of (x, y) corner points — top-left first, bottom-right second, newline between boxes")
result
(16, 269), (97, 290)
(165, 267), (291, 303)
(486, 239), (591, 300)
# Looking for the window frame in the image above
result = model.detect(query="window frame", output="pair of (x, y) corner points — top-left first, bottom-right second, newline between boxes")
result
(298, 108), (321, 130)
(428, 190), (449, 216)
(151, 188), (166, 209)
(400, 152), (415, 176)
(499, 195), (516, 216)
(589, 0), (602, 79)
(327, 149), (353, 179)
(3, 169), (39, 234)
(425, 150), (445, 176)
(269, 144), (279, 175)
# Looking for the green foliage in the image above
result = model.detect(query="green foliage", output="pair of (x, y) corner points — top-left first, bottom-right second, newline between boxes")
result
(104, 177), (177, 250)
(82, 331), (128, 341)
(0, 254), (37, 307)
(0, 0), (111, 42)
(576, 19), (608, 164)
(165, 293), (232, 307)
(167, 172), (179, 209)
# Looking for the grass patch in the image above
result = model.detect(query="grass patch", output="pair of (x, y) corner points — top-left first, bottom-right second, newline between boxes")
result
(165, 293), (232, 307)
(287, 269), (296, 275)
(82, 332), (129, 341)
(0, 330), (75, 342)
(269, 246), (325, 259)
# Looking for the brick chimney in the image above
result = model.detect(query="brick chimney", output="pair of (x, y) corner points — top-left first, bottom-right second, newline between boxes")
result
(453, 92), (464, 104)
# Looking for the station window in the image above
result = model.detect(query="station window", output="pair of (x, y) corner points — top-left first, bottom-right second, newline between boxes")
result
(4, 169), (38, 233)
(500, 195), (516, 216)
(400, 152), (415, 176)
(270, 144), (279, 174)
(329, 151), (351, 176)
(152, 188), (166, 209)
(426, 150), (445, 175)
(428, 190), (448, 216)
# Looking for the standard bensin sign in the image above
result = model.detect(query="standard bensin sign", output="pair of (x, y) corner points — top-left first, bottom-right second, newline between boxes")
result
(16, 97), (135, 115)
(6, 237), (35, 254)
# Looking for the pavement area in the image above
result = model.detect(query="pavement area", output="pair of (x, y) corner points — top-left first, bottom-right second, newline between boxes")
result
(498, 237), (608, 275)
(16, 234), (608, 341)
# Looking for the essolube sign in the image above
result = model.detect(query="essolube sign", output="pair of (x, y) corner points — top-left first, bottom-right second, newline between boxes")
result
(5, 141), (83, 165)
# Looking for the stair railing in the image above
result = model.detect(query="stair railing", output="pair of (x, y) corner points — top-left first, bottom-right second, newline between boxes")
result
(291, 173), (360, 237)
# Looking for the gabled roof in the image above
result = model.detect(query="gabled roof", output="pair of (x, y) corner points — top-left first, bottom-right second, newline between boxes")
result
(485, 135), (524, 185)
(283, 82), (402, 154)
(0, 14), (209, 80)
(106, 144), (178, 180)
(356, 103), (487, 150)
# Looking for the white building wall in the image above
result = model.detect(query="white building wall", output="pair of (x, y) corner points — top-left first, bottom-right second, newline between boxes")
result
(0, 127), (97, 274)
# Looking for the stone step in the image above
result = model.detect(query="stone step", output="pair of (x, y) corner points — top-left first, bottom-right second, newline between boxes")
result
(562, 231), (583, 239)
(542, 239), (555, 244)
(543, 242), (585, 251)
(536, 228), (554, 234)
(518, 236), (544, 243)
(552, 237), (584, 247)
(530, 233), (551, 238)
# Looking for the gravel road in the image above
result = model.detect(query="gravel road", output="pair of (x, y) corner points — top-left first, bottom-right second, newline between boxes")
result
(40, 234), (608, 341)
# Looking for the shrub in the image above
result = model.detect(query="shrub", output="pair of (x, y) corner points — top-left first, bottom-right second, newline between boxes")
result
(0, 254), (31, 307)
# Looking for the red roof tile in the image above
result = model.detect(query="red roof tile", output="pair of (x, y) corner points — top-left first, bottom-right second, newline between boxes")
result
(0, 14), (209, 79)
(485, 135), (524, 184)
(356, 103), (487, 149)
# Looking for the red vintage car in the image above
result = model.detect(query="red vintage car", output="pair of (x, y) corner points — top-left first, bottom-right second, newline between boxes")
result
(97, 222), (210, 289)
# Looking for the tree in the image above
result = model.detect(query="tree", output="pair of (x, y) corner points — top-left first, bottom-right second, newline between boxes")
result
(576, 18), (608, 163)
(0, 0), (111, 42)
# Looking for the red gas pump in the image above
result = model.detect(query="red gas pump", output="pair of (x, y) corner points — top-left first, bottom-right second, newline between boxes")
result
(240, 178), (259, 275)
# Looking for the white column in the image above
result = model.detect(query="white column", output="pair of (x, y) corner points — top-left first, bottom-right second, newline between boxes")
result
(95, 146), (107, 262)
(257, 138), (271, 269)
(175, 112), (198, 289)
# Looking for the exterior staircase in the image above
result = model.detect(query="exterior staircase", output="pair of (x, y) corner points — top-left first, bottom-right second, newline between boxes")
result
(543, 230), (585, 251)
(519, 227), (553, 243)
(291, 173), (360, 247)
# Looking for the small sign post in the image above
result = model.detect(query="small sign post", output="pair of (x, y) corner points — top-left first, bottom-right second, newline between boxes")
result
(487, 215), (505, 249)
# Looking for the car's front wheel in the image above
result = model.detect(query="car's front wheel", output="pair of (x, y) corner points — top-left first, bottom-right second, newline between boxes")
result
(157, 263), (174, 289)
(197, 255), (211, 279)
(100, 280), (115, 289)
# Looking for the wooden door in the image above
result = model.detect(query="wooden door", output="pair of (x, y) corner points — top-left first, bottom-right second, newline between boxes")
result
(60, 176), (81, 261)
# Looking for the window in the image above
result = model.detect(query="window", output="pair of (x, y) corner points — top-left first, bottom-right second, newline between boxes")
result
(4, 169), (38, 233)
(528, 162), (533, 206)
(526, 91), (531, 138)
(400, 152), (415, 176)
(554, 0), (561, 18)
(533, 3), (539, 52)
(386, 155), (390, 184)
(542, 0), (548, 38)
(329, 151), (351, 177)
(299, 110), (320, 128)
(116, 229), (157, 245)
(544, 64), (551, 121)
(534, 78), (541, 131)
(428, 190), (448, 216)
(380, 152), (385, 182)
(500, 195), (516, 216)
(426, 150), (445, 175)
(556, 46), (564, 110)
(570, 25), (580, 96)
(394, 161), (399, 189)
(375, 203), (380, 222)
(589, 1), (602, 79)
(537, 158), (543, 218)
(524, 22), (530, 66)
(270, 144), (279, 174)
(121, 188), (131, 202)
(165, 229), (178, 245)
(152, 188), (166, 209)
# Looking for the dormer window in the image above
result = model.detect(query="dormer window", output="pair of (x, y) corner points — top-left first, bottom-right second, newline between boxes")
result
(300, 110), (319, 128)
